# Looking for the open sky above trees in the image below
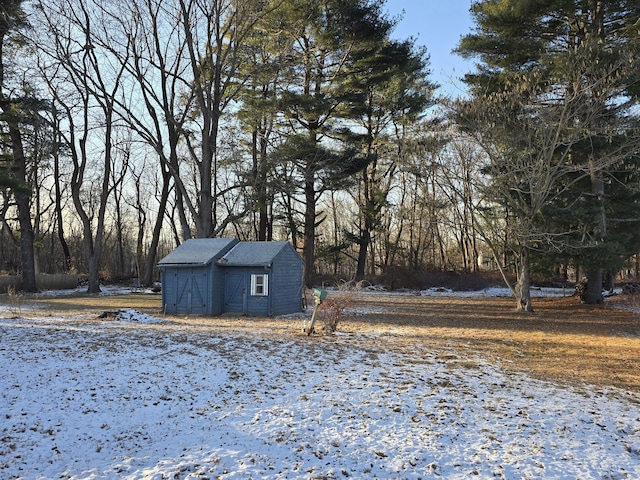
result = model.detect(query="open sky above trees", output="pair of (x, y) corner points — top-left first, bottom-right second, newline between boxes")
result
(384, 0), (475, 95)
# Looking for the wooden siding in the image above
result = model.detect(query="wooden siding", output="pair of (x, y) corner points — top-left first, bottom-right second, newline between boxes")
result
(161, 265), (212, 315)
(219, 243), (303, 316)
(159, 238), (236, 315)
(269, 244), (304, 316)
(224, 269), (247, 313)
(245, 268), (271, 316)
(210, 262), (226, 315)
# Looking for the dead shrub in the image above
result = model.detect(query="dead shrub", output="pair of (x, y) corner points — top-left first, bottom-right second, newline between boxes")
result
(317, 284), (360, 334)
(6, 285), (24, 318)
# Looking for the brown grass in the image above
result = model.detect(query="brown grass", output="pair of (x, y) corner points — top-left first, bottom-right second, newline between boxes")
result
(8, 291), (163, 315)
(334, 294), (640, 393)
(4, 290), (640, 392)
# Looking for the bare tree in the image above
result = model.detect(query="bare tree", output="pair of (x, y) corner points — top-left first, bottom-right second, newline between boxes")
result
(110, 140), (133, 279)
(49, 104), (72, 271)
(436, 134), (484, 272)
(102, 0), (188, 284)
(100, 0), (278, 281)
(176, 0), (277, 238)
(125, 156), (148, 287)
(347, 39), (434, 280)
(36, 0), (128, 293)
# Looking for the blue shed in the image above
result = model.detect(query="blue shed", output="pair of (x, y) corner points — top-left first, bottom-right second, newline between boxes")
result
(158, 239), (304, 317)
(158, 238), (238, 315)
(218, 241), (304, 316)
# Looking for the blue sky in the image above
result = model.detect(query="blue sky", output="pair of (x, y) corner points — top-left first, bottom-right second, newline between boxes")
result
(383, 0), (476, 96)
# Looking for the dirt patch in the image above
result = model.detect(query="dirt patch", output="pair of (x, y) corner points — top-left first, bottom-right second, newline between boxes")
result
(5, 290), (640, 392)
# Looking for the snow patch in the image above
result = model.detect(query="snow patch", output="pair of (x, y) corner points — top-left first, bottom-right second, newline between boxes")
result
(1, 313), (639, 479)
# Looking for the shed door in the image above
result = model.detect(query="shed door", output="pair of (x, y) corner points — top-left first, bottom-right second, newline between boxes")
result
(175, 268), (207, 314)
(224, 270), (246, 313)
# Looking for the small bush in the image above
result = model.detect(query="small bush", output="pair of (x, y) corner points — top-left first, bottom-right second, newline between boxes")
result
(5, 285), (24, 317)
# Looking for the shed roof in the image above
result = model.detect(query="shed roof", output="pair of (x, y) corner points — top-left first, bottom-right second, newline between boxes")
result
(217, 241), (298, 267)
(157, 238), (237, 266)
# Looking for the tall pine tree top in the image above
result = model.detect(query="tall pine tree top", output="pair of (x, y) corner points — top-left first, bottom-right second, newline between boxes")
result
(457, 0), (640, 99)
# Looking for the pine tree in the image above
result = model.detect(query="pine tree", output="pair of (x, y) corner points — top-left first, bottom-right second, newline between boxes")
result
(273, 0), (418, 287)
(457, 0), (640, 305)
(0, 0), (38, 292)
(343, 38), (435, 280)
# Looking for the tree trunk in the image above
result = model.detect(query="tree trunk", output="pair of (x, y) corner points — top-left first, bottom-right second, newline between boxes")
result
(303, 168), (316, 288)
(85, 247), (101, 293)
(253, 128), (271, 241)
(134, 204), (145, 287)
(355, 229), (370, 281)
(142, 167), (171, 287)
(514, 245), (533, 312)
(584, 154), (606, 304)
(196, 130), (215, 237)
(10, 126), (37, 292)
(53, 116), (71, 271)
(114, 189), (125, 278)
(584, 270), (603, 305)
(175, 185), (191, 241)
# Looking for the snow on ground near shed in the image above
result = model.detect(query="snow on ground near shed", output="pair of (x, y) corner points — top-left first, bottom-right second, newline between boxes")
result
(1, 307), (640, 480)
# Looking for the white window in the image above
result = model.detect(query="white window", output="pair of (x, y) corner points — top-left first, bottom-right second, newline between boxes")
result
(251, 274), (268, 296)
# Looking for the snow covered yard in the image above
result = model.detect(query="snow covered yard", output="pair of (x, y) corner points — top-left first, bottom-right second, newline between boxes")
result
(1, 307), (640, 479)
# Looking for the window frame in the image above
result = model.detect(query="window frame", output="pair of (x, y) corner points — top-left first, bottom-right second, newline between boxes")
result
(250, 273), (269, 296)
